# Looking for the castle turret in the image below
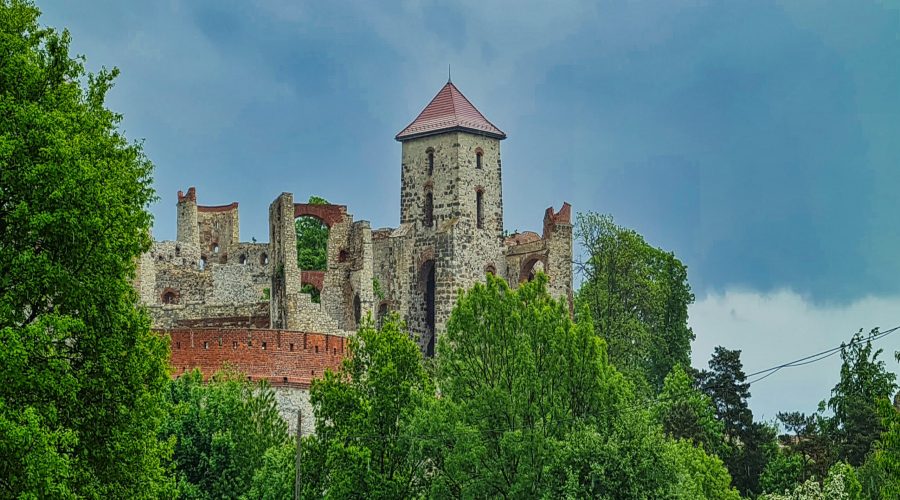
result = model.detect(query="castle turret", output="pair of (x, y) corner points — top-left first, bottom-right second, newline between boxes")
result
(176, 187), (199, 247)
(395, 81), (507, 355)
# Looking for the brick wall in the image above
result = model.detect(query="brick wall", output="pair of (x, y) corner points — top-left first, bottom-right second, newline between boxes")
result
(165, 328), (346, 388)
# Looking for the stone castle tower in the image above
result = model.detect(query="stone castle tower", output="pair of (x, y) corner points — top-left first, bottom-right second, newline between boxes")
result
(393, 81), (507, 354)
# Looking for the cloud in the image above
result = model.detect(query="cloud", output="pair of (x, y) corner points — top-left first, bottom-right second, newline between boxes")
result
(690, 289), (900, 421)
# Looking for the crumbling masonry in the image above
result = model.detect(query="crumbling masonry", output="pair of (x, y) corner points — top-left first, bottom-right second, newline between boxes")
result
(136, 82), (573, 431)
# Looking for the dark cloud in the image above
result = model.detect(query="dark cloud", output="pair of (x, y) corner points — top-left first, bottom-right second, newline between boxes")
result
(39, 0), (900, 302)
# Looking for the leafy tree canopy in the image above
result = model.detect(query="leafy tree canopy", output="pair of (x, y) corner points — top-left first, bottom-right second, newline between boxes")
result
(576, 212), (695, 395)
(303, 314), (433, 499)
(295, 195), (328, 271)
(162, 368), (289, 500)
(0, 1), (172, 496)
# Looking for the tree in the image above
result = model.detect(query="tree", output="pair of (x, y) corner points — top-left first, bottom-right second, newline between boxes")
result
(575, 212), (695, 394)
(668, 439), (741, 500)
(653, 364), (724, 454)
(699, 347), (777, 496)
(303, 314), (433, 499)
(295, 195), (329, 271)
(857, 390), (900, 498)
(425, 274), (687, 498)
(828, 329), (897, 466)
(759, 461), (861, 500)
(243, 442), (296, 500)
(0, 1), (173, 496)
(162, 368), (289, 499)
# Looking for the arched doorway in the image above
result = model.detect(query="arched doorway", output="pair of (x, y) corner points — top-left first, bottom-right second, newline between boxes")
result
(421, 260), (436, 357)
(519, 256), (546, 283)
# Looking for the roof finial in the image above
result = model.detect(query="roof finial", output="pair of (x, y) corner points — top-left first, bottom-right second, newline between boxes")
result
(448, 64), (451, 83)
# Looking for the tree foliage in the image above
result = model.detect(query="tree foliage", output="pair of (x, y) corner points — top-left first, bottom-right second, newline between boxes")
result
(303, 314), (433, 499)
(699, 347), (777, 496)
(0, 1), (173, 496)
(162, 369), (289, 500)
(653, 364), (724, 454)
(295, 195), (329, 271)
(827, 329), (897, 466)
(575, 212), (695, 395)
(418, 274), (737, 498)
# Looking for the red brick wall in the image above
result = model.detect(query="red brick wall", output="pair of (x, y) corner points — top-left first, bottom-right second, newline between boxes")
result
(163, 328), (346, 388)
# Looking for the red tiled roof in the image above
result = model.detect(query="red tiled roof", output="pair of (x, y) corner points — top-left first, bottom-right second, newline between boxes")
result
(396, 82), (506, 141)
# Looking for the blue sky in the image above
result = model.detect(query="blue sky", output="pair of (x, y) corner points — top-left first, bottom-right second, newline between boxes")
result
(40, 0), (900, 418)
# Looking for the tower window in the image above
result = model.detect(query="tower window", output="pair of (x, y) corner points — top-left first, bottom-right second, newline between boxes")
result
(476, 151), (483, 169)
(476, 190), (484, 229)
(424, 191), (434, 228)
(427, 149), (434, 176)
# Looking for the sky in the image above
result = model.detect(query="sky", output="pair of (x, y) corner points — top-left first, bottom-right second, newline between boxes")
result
(39, 0), (900, 420)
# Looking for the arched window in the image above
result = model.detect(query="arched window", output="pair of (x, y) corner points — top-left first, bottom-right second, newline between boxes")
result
(239, 254), (247, 265)
(259, 253), (269, 266)
(162, 290), (178, 305)
(476, 190), (484, 229)
(424, 191), (434, 228)
(476, 150), (483, 169)
(212, 243), (220, 254)
(426, 148), (434, 176)
(199, 256), (207, 271)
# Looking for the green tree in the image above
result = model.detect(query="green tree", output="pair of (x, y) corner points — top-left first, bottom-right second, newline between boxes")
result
(828, 329), (897, 466)
(425, 274), (685, 498)
(0, 1), (173, 496)
(243, 442), (296, 500)
(303, 314), (433, 499)
(163, 368), (289, 499)
(759, 461), (861, 500)
(699, 347), (777, 496)
(575, 212), (695, 394)
(668, 439), (741, 500)
(759, 451), (806, 496)
(857, 394), (900, 498)
(653, 364), (724, 454)
(296, 195), (329, 271)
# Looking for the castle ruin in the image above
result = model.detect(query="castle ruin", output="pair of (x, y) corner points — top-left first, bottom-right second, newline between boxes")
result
(136, 81), (574, 431)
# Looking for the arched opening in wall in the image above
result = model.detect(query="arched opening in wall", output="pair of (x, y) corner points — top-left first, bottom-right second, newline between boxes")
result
(239, 254), (247, 265)
(476, 189), (484, 229)
(295, 204), (329, 303)
(161, 289), (179, 305)
(212, 243), (220, 254)
(199, 256), (207, 271)
(260, 253), (269, 266)
(300, 279), (322, 304)
(175, 246), (181, 257)
(426, 148), (435, 176)
(353, 293), (362, 328)
(475, 148), (483, 169)
(420, 259), (436, 357)
(424, 191), (434, 228)
(519, 257), (546, 284)
(338, 249), (349, 263)
(377, 302), (388, 329)
(485, 264), (497, 277)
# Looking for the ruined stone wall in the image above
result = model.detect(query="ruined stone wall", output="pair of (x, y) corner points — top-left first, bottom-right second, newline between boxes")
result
(268, 193), (301, 330)
(503, 204), (573, 308)
(176, 187), (199, 246)
(148, 302), (269, 329)
(197, 203), (240, 264)
(273, 386), (315, 436)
